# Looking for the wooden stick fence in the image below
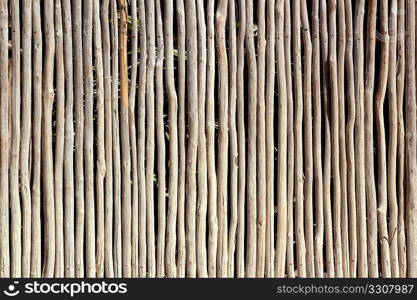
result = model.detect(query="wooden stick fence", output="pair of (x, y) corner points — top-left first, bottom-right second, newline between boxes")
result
(0, 0), (416, 278)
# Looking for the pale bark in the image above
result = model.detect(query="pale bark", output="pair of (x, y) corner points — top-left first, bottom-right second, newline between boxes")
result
(300, 0), (314, 278)
(164, 0), (178, 278)
(196, 0), (208, 278)
(137, 0), (147, 278)
(0, 0), (10, 278)
(74, 0), (85, 278)
(10, 0), (22, 278)
(405, 0), (417, 277)
(265, 0), (276, 278)
(312, 0), (324, 278)
(93, 0), (106, 277)
(256, 0), (267, 278)
(30, 0), (42, 278)
(375, 0), (391, 278)
(216, 0), (228, 278)
(155, 0), (166, 278)
(364, 0), (379, 277)
(21, 0), (32, 278)
(101, 0), (115, 278)
(353, 0), (368, 278)
(245, 0), (258, 278)
(176, 0), (186, 277)
(345, 0), (357, 278)
(42, 0), (56, 278)
(54, 0), (65, 278)
(236, 0), (246, 279)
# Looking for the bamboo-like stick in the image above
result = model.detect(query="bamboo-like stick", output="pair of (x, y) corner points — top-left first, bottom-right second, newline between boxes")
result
(101, 0), (115, 278)
(256, 0), (267, 278)
(165, 0), (178, 279)
(293, 0), (307, 278)
(42, 0), (56, 278)
(30, 0), (42, 278)
(129, 0), (139, 279)
(275, 0), (287, 278)
(405, 0), (417, 277)
(118, 0), (132, 278)
(0, 0), (10, 278)
(10, 0), (22, 278)
(54, 0), (65, 278)
(93, 0), (106, 278)
(300, 0), (314, 278)
(74, 0), (85, 278)
(227, 0), (237, 279)
(337, 0), (350, 278)
(329, 0), (343, 278)
(21, 0), (33, 278)
(137, 0), (147, 278)
(155, 0), (166, 278)
(83, 0), (96, 278)
(364, 0), (379, 277)
(145, 0), (156, 278)
(320, 0), (335, 278)
(110, 0), (122, 277)
(312, 0), (324, 278)
(206, 0), (218, 279)
(196, 0), (208, 278)
(387, 0), (399, 278)
(176, 0), (186, 278)
(285, 0), (295, 278)
(396, 0), (407, 278)
(345, 0), (357, 278)
(353, 0), (368, 278)
(215, 0), (229, 278)
(185, 0), (199, 278)
(375, 0), (391, 278)
(236, 0), (246, 279)
(265, 0), (276, 278)
(245, 0), (258, 278)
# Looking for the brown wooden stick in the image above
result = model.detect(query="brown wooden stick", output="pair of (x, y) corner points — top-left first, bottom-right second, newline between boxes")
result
(245, 0), (258, 278)
(21, 0), (33, 278)
(0, 0), (10, 278)
(321, 0), (335, 278)
(236, 0), (246, 279)
(137, 0), (148, 278)
(74, 0), (85, 278)
(345, 0), (357, 278)
(275, 0), (287, 278)
(337, 0), (350, 277)
(353, 0), (368, 278)
(155, 0), (166, 278)
(54, 0), (65, 278)
(396, 0), (407, 278)
(30, 0), (42, 278)
(42, 0), (56, 278)
(196, 0), (208, 278)
(285, 0), (295, 278)
(165, 0), (178, 278)
(256, 0), (267, 278)
(265, 0), (276, 278)
(405, 0), (417, 277)
(176, 0), (186, 278)
(301, 0), (314, 278)
(375, 0), (391, 278)
(129, 0), (139, 279)
(227, 0), (237, 279)
(93, 0), (106, 278)
(10, 0), (22, 278)
(312, 0), (324, 278)
(364, 0), (379, 277)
